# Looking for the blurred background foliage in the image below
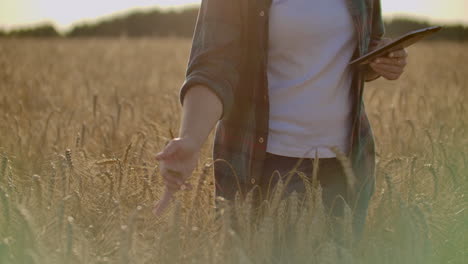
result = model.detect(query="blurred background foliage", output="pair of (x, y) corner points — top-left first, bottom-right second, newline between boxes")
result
(0, 7), (466, 41)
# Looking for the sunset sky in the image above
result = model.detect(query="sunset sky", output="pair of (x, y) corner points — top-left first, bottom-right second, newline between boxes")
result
(1, 0), (467, 31)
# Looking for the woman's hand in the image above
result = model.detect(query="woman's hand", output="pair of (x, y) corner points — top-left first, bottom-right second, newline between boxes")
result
(153, 137), (200, 216)
(156, 137), (199, 191)
(368, 38), (408, 81)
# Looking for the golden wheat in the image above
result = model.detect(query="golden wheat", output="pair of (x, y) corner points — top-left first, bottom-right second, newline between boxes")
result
(0, 38), (466, 263)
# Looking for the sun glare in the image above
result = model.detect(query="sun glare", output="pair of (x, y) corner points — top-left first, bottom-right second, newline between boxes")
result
(0, 0), (201, 30)
(382, 0), (467, 24)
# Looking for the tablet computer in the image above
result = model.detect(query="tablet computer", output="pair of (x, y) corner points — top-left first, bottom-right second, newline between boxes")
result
(349, 26), (442, 66)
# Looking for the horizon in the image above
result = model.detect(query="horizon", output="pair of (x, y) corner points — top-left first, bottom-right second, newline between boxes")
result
(1, 0), (467, 32)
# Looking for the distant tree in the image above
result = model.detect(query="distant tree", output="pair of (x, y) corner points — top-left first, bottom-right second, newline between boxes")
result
(0, 29), (5, 37)
(8, 24), (60, 38)
(66, 9), (467, 41)
(67, 7), (199, 38)
(2, 8), (467, 41)
(437, 24), (468, 42)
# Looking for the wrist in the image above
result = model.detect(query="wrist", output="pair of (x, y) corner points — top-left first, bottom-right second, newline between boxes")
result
(177, 134), (205, 152)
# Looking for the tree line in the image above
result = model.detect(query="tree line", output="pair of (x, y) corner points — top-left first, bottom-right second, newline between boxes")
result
(1, 7), (467, 41)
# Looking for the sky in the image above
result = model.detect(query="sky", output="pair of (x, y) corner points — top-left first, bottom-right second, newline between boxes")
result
(0, 0), (467, 32)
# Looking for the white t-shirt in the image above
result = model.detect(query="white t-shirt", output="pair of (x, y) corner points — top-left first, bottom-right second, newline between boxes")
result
(266, 0), (358, 158)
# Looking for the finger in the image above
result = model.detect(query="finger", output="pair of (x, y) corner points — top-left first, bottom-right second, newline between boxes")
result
(370, 63), (403, 75)
(162, 171), (180, 184)
(168, 168), (183, 178)
(370, 66), (400, 80)
(163, 168), (188, 185)
(153, 192), (173, 217)
(153, 200), (165, 216)
(156, 141), (179, 160)
(371, 67), (400, 80)
(383, 73), (400, 81)
(371, 64), (403, 74)
(161, 165), (183, 183)
(168, 169), (186, 184)
(373, 57), (407, 67)
(388, 49), (408, 58)
(162, 171), (184, 186)
(163, 178), (182, 191)
(162, 173), (182, 186)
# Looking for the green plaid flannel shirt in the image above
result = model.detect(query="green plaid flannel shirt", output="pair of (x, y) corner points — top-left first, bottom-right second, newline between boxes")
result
(179, 0), (385, 207)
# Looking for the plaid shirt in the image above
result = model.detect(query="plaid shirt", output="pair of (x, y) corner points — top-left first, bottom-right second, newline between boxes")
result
(179, 0), (385, 205)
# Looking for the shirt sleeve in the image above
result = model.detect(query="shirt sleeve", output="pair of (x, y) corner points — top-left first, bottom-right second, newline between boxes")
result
(364, 0), (386, 82)
(179, 0), (242, 119)
(370, 0), (385, 44)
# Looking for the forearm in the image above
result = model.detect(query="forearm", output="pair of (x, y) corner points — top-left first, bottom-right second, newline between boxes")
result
(178, 85), (223, 150)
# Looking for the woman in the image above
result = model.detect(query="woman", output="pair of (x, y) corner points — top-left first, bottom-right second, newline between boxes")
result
(155, 0), (408, 239)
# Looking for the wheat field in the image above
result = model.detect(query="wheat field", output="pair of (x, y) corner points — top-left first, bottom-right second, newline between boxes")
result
(0, 38), (466, 264)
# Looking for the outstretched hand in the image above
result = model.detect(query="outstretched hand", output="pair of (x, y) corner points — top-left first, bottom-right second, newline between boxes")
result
(153, 137), (199, 216)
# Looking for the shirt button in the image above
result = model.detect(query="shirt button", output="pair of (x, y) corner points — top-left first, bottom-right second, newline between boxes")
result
(259, 10), (265, 17)
(259, 137), (264, 143)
